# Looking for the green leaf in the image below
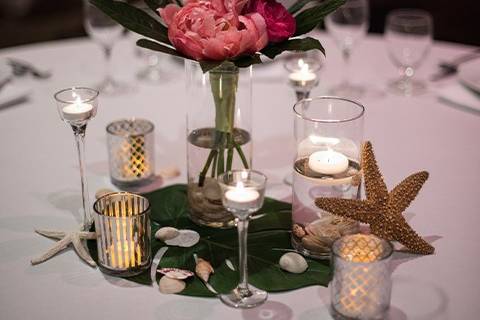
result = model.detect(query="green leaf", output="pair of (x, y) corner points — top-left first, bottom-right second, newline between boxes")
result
(288, 0), (316, 15)
(87, 184), (332, 296)
(90, 0), (170, 44)
(137, 38), (188, 59)
(294, 0), (346, 36)
(143, 0), (166, 11)
(199, 60), (225, 73)
(231, 54), (263, 69)
(261, 37), (325, 60)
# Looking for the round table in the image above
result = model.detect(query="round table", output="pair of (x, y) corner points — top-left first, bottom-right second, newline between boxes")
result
(0, 32), (479, 320)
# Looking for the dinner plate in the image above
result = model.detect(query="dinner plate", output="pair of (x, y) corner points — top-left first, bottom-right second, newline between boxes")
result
(458, 59), (480, 94)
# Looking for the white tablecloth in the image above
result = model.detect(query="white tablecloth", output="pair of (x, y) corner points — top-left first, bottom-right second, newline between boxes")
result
(0, 32), (479, 320)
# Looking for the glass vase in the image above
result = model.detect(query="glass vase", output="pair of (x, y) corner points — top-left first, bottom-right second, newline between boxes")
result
(185, 61), (253, 228)
(292, 96), (364, 258)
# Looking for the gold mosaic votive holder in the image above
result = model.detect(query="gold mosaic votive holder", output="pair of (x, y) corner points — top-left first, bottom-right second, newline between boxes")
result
(93, 192), (151, 277)
(330, 234), (393, 320)
(107, 119), (155, 188)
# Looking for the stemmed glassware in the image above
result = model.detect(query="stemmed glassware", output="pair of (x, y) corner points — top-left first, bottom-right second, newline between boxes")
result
(385, 9), (433, 96)
(217, 170), (268, 308)
(83, 0), (127, 94)
(284, 51), (322, 101)
(325, 0), (369, 99)
(54, 87), (99, 230)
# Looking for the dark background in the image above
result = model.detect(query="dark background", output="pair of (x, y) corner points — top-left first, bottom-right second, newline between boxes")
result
(0, 0), (478, 49)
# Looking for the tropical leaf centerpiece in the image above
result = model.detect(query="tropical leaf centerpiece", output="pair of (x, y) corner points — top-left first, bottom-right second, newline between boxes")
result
(87, 184), (332, 297)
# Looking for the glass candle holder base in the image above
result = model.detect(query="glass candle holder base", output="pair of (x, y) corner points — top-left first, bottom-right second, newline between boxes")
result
(98, 260), (151, 278)
(219, 285), (268, 309)
(111, 174), (155, 189)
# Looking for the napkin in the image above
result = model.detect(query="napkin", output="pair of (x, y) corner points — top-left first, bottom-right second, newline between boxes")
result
(0, 82), (30, 109)
(437, 82), (480, 112)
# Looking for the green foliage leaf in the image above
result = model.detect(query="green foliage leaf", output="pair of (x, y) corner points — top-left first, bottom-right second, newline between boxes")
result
(288, 0), (316, 15)
(261, 37), (325, 59)
(232, 54), (263, 69)
(294, 0), (346, 36)
(143, 0), (166, 11)
(90, 0), (170, 44)
(136, 38), (187, 59)
(199, 60), (225, 73)
(87, 184), (332, 297)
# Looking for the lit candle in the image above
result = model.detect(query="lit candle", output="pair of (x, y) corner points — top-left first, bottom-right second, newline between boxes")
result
(308, 149), (349, 175)
(289, 59), (317, 87)
(61, 96), (93, 121)
(224, 181), (260, 212)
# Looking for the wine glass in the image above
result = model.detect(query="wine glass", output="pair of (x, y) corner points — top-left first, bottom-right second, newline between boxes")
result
(385, 9), (433, 96)
(325, 0), (369, 99)
(217, 170), (268, 308)
(83, 0), (128, 94)
(54, 87), (99, 230)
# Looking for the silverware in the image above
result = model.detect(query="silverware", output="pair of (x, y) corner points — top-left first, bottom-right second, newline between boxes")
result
(7, 58), (51, 79)
(431, 48), (480, 81)
(150, 246), (169, 286)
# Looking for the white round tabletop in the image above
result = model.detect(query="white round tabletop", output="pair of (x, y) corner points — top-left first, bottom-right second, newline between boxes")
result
(0, 32), (479, 320)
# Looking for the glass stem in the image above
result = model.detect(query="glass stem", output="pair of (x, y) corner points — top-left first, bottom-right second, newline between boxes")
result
(341, 49), (351, 86)
(402, 66), (414, 87)
(237, 217), (250, 295)
(72, 124), (91, 231)
(103, 45), (113, 85)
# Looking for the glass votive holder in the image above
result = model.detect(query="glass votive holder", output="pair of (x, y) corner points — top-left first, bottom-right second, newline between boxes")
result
(107, 119), (155, 188)
(93, 192), (152, 277)
(330, 234), (393, 320)
(292, 97), (364, 259)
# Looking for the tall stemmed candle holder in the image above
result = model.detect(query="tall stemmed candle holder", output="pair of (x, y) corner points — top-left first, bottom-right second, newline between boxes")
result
(55, 87), (99, 230)
(292, 96), (364, 258)
(217, 170), (267, 308)
(331, 234), (393, 320)
(285, 53), (321, 101)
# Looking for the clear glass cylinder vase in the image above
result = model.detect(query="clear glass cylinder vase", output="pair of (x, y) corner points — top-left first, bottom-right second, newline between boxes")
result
(292, 96), (364, 258)
(185, 61), (253, 228)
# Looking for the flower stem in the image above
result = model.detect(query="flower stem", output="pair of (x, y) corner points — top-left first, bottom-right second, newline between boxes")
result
(226, 133), (234, 172)
(198, 149), (217, 187)
(234, 140), (249, 169)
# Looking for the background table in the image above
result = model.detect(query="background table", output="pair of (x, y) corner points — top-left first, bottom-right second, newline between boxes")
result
(0, 32), (479, 320)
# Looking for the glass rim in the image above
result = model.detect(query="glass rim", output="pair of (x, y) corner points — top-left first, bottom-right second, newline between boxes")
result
(106, 118), (155, 136)
(387, 8), (433, 25)
(217, 169), (268, 187)
(93, 192), (151, 217)
(293, 96), (365, 123)
(332, 234), (394, 263)
(54, 87), (99, 104)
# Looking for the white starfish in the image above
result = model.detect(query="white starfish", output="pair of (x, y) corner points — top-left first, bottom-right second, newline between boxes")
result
(31, 229), (97, 267)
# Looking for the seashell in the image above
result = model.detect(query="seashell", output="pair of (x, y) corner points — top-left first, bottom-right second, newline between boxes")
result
(158, 276), (186, 294)
(158, 166), (181, 179)
(306, 220), (341, 239)
(158, 267), (194, 279)
(225, 259), (235, 271)
(292, 223), (306, 238)
(155, 227), (180, 241)
(279, 252), (308, 274)
(195, 258), (214, 282)
(203, 178), (222, 202)
(301, 235), (330, 253)
(95, 188), (115, 199)
(165, 229), (200, 247)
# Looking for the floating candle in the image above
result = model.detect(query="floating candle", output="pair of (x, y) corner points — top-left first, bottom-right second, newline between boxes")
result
(308, 149), (349, 175)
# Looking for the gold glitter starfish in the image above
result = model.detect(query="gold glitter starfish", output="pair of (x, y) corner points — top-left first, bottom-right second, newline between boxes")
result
(315, 141), (434, 255)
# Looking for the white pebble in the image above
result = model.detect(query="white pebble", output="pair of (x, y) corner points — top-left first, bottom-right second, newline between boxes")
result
(165, 229), (200, 248)
(279, 252), (308, 274)
(158, 276), (185, 294)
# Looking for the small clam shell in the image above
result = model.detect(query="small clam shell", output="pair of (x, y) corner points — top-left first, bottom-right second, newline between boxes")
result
(292, 223), (306, 238)
(158, 268), (194, 279)
(95, 188), (115, 199)
(195, 258), (214, 282)
(155, 227), (180, 241)
(301, 235), (330, 253)
(165, 229), (200, 247)
(159, 276), (186, 294)
(225, 259), (235, 271)
(279, 252), (308, 274)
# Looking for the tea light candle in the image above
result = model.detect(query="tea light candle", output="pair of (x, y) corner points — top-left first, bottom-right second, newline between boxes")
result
(224, 181), (260, 212)
(308, 149), (349, 175)
(289, 60), (317, 87)
(61, 96), (93, 122)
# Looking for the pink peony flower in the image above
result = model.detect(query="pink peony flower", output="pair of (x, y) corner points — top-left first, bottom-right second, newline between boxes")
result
(158, 0), (268, 61)
(246, 0), (295, 43)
